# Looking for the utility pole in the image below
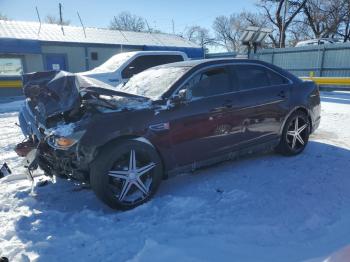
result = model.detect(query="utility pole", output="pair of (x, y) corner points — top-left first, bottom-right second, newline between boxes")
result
(172, 19), (175, 35)
(35, 6), (42, 36)
(59, 3), (65, 35)
(59, 3), (63, 24)
(280, 0), (289, 48)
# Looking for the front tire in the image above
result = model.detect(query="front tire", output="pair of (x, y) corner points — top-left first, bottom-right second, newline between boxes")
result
(276, 111), (310, 156)
(90, 139), (163, 210)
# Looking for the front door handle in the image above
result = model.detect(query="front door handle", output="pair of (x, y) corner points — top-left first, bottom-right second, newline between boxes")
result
(210, 99), (234, 113)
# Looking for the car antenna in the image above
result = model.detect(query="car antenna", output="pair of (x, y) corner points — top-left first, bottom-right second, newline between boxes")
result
(77, 11), (86, 38)
(35, 6), (42, 37)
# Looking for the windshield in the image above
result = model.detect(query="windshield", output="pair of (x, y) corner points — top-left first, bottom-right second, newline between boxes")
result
(119, 66), (190, 100)
(91, 52), (134, 73)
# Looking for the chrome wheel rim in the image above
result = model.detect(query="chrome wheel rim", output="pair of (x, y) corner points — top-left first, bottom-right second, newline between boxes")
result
(107, 149), (156, 204)
(286, 116), (308, 151)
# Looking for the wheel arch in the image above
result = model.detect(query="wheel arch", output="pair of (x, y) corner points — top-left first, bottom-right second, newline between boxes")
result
(94, 135), (167, 178)
(279, 106), (312, 136)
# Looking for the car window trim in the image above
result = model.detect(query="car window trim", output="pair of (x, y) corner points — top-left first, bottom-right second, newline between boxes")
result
(231, 64), (292, 91)
(170, 62), (293, 100)
(179, 65), (235, 102)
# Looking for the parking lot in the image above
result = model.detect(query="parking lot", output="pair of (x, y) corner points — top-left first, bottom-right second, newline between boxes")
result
(0, 91), (349, 262)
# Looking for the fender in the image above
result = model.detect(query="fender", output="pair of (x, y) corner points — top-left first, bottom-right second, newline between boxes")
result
(86, 133), (173, 178)
(278, 106), (311, 136)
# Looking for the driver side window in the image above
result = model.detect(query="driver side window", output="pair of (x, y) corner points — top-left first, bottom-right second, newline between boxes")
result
(185, 67), (231, 99)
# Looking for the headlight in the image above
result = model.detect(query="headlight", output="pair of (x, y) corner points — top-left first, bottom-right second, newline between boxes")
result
(56, 137), (77, 148)
(47, 131), (85, 150)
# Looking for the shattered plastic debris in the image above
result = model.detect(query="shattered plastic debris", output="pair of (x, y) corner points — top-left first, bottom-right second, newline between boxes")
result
(48, 123), (76, 137)
(0, 163), (11, 179)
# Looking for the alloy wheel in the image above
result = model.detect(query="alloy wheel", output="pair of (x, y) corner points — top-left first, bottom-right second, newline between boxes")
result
(286, 116), (309, 151)
(107, 149), (156, 204)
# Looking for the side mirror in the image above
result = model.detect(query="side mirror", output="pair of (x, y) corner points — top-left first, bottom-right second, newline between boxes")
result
(178, 89), (188, 100)
(170, 89), (188, 107)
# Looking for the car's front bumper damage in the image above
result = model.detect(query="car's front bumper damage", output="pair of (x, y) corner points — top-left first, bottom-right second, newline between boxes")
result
(17, 136), (91, 182)
(37, 142), (89, 181)
(16, 101), (92, 182)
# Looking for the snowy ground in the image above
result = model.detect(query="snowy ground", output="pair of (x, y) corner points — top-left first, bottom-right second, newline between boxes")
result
(0, 92), (350, 262)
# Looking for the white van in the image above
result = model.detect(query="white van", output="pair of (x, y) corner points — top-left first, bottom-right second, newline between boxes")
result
(79, 51), (188, 86)
(295, 38), (342, 47)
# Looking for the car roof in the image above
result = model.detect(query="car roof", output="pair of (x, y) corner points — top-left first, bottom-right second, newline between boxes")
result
(159, 58), (267, 68)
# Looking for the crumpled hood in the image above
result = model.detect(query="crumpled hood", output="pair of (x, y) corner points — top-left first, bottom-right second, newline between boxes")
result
(23, 71), (80, 120)
(22, 70), (148, 121)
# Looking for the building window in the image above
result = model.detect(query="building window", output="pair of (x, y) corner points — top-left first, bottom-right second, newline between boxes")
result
(0, 58), (23, 77)
(91, 52), (98, 61)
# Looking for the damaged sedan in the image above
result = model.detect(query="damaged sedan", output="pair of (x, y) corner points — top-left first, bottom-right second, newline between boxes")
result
(15, 59), (321, 210)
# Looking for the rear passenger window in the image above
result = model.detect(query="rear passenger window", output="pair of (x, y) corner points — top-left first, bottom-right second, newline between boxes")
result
(235, 65), (270, 90)
(266, 69), (289, 85)
(122, 55), (183, 79)
(187, 67), (231, 98)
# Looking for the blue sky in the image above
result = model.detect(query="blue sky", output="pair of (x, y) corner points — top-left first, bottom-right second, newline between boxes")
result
(1, 0), (256, 34)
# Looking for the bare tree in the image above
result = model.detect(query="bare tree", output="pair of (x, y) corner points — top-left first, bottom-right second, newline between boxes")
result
(45, 15), (70, 25)
(212, 14), (245, 52)
(337, 0), (350, 42)
(301, 0), (343, 39)
(213, 12), (271, 52)
(110, 12), (146, 32)
(257, 0), (307, 48)
(288, 21), (313, 46)
(184, 25), (214, 50)
(0, 13), (9, 20)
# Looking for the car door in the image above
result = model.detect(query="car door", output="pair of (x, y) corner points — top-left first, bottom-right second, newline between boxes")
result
(230, 64), (292, 146)
(165, 66), (240, 167)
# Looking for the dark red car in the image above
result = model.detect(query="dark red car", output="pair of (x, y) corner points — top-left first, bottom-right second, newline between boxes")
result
(17, 59), (321, 210)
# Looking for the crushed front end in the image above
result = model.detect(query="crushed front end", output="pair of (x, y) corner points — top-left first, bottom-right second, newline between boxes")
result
(16, 99), (93, 181)
(15, 70), (98, 182)
(15, 70), (151, 182)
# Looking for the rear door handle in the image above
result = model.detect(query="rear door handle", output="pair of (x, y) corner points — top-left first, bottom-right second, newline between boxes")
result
(277, 91), (286, 99)
(223, 99), (233, 108)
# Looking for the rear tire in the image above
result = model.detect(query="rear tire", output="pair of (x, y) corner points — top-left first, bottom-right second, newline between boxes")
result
(90, 139), (163, 210)
(276, 111), (310, 156)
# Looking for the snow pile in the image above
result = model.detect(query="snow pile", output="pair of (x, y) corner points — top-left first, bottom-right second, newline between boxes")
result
(0, 91), (350, 262)
(0, 99), (23, 114)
